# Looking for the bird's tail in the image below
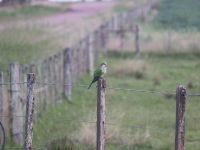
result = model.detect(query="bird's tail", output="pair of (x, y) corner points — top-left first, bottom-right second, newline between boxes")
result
(88, 82), (93, 89)
(88, 76), (99, 89)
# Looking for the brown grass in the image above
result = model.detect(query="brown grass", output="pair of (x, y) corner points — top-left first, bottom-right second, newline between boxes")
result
(73, 109), (151, 147)
(110, 60), (149, 79)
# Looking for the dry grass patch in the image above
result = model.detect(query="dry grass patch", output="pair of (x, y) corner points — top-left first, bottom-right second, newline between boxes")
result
(110, 60), (149, 79)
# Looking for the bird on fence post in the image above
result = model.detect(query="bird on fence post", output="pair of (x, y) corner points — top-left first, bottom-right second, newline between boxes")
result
(88, 62), (107, 89)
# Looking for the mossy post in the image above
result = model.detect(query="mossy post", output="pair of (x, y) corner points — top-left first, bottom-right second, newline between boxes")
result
(24, 73), (35, 150)
(96, 78), (106, 150)
(175, 85), (186, 150)
(9, 63), (23, 145)
(63, 48), (72, 101)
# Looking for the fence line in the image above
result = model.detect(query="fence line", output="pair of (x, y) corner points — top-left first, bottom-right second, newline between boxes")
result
(2, 81), (200, 97)
(1, 0), (199, 149)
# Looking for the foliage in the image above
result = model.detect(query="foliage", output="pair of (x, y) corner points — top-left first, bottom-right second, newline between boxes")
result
(155, 0), (200, 30)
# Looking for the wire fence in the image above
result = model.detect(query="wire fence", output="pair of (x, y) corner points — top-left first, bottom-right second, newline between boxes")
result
(1, 81), (200, 97)
(0, 0), (200, 149)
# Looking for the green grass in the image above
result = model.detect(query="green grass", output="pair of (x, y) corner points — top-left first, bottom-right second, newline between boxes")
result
(155, 0), (200, 30)
(0, 1), (117, 71)
(2, 1), (200, 149)
(13, 51), (200, 150)
(0, 4), (69, 21)
(0, 26), (63, 71)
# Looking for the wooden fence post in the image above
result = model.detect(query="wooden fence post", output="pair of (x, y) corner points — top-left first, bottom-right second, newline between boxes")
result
(135, 25), (140, 58)
(24, 73), (35, 150)
(96, 78), (106, 150)
(42, 60), (49, 108)
(120, 31), (125, 50)
(88, 33), (94, 76)
(58, 52), (64, 98)
(99, 24), (107, 53)
(0, 72), (3, 122)
(9, 63), (23, 145)
(63, 48), (72, 101)
(48, 57), (55, 104)
(53, 55), (59, 101)
(175, 85), (186, 150)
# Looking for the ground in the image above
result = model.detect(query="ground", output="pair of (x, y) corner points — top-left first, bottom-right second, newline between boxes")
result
(0, 1), (117, 30)
(31, 0), (117, 25)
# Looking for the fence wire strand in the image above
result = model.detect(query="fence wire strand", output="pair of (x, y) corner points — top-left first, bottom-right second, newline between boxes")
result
(1, 80), (200, 97)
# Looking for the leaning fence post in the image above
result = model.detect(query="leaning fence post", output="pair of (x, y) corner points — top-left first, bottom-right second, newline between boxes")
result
(9, 63), (23, 145)
(24, 73), (35, 150)
(96, 78), (106, 150)
(0, 72), (3, 122)
(135, 25), (140, 58)
(175, 85), (186, 150)
(63, 48), (72, 101)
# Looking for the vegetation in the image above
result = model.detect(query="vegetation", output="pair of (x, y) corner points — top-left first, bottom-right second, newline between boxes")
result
(2, 0), (200, 149)
(155, 0), (200, 30)
(20, 51), (200, 150)
(0, 4), (69, 21)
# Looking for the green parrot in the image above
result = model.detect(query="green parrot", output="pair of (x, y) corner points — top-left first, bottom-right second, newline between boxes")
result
(88, 62), (107, 89)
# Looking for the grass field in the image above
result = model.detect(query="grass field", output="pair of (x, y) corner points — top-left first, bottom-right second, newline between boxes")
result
(0, 4), (68, 21)
(19, 51), (200, 150)
(155, 0), (200, 30)
(2, 0), (200, 149)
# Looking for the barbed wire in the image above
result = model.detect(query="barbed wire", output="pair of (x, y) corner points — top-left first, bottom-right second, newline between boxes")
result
(187, 93), (200, 97)
(1, 81), (200, 97)
(33, 116), (172, 135)
(0, 115), (25, 118)
(4, 147), (43, 150)
(0, 82), (27, 86)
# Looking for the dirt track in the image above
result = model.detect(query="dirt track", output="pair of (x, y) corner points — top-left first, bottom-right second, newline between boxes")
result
(39, 1), (116, 25)
(0, 1), (117, 31)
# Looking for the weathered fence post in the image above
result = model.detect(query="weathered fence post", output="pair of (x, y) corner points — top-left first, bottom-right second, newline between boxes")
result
(53, 55), (59, 101)
(175, 85), (186, 150)
(42, 60), (49, 108)
(48, 57), (55, 104)
(58, 52), (64, 98)
(120, 31), (125, 50)
(24, 73), (35, 150)
(135, 25), (140, 58)
(63, 48), (72, 101)
(9, 63), (23, 145)
(96, 78), (106, 150)
(88, 33), (94, 76)
(0, 72), (3, 122)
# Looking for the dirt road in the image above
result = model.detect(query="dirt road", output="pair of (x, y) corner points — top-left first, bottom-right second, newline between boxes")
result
(38, 1), (116, 25)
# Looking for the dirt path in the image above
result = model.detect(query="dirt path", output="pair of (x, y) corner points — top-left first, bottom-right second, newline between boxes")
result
(37, 1), (116, 25)
(0, 1), (117, 30)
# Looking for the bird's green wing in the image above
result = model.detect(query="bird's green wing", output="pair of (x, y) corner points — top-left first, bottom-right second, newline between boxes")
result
(93, 68), (103, 77)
